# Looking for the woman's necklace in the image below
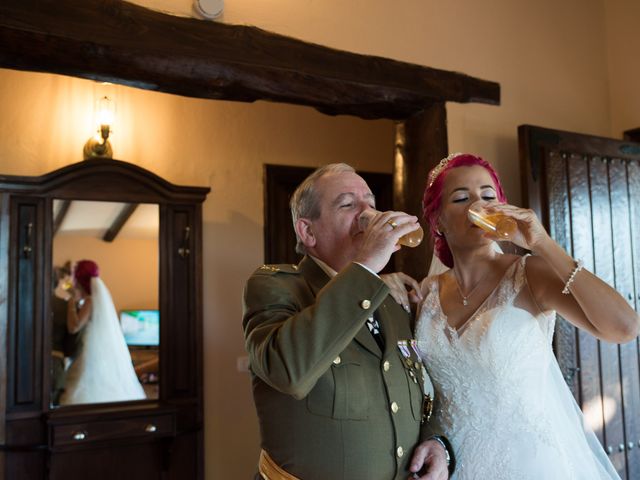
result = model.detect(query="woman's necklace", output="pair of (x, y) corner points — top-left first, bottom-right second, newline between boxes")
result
(452, 269), (491, 306)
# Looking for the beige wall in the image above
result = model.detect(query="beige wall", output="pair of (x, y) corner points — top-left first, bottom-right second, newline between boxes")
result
(53, 235), (158, 311)
(0, 0), (638, 477)
(604, 0), (640, 138)
(131, 0), (619, 203)
(0, 69), (393, 479)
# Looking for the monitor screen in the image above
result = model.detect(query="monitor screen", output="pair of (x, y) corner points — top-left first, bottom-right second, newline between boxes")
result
(120, 310), (160, 346)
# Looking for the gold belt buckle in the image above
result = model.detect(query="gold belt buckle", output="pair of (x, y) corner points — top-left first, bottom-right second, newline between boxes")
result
(259, 449), (301, 480)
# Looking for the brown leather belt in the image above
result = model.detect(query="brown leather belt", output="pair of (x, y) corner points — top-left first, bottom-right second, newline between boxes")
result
(258, 449), (301, 480)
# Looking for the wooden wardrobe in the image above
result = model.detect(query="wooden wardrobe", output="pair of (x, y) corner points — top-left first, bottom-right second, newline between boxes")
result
(0, 159), (209, 479)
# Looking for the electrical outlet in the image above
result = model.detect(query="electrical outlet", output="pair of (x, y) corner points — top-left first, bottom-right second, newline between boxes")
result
(236, 356), (250, 373)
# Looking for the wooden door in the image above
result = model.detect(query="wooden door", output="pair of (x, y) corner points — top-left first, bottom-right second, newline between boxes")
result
(519, 125), (640, 479)
(0, 159), (209, 480)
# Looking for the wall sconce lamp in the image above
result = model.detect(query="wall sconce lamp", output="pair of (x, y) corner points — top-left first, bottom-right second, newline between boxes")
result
(83, 89), (115, 160)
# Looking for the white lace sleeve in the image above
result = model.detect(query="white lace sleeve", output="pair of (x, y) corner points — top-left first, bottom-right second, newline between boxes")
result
(519, 254), (556, 343)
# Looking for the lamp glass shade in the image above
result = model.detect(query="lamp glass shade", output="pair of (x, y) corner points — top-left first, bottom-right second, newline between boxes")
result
(96, 95), (115, 129)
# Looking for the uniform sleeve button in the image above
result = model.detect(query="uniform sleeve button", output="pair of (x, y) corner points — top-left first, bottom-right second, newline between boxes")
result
(360, 299), (371, 309)
(333, 356), (341, 365)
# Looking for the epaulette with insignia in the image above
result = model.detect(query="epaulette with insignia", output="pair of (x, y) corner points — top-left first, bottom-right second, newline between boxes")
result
(256, 264), (300, 275)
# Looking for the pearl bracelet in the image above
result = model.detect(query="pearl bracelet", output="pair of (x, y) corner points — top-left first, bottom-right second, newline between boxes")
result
(562, 259), (584, 295)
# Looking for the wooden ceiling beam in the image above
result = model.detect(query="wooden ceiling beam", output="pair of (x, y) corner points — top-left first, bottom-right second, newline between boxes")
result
(0, 0), (499, 120)
(53, 199), (72, 236)
(103, 202), (138, 242)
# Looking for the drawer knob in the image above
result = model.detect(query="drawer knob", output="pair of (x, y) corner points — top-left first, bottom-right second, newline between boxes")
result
(145, 424), (157, 433)
(72, 431), (87, 441)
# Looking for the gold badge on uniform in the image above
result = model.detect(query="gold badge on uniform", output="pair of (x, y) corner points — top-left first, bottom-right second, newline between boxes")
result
(422, 393), (434, 423)
(259, 265), (280, 272)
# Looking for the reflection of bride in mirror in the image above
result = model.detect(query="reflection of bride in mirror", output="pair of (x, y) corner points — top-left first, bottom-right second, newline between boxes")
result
(59, 260), (146, 405)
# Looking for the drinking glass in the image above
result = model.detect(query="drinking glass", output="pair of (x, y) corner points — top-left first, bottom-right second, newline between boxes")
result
(358, 209), (424, 247)
(467, 201), (517, 239)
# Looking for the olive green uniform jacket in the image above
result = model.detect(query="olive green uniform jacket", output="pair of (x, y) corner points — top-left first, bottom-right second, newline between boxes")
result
(243, 257), (435, 480)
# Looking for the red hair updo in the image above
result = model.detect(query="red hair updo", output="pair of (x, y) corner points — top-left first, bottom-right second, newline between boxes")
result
(74, 259), (100, 295)
(422, 153), (507, 268)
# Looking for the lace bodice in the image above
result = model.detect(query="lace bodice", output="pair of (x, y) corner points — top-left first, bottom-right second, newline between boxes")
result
(415, 256), (620, 480)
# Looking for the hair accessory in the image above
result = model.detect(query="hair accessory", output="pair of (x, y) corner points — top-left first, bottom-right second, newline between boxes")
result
(562, 259), (584, 295)
(428, 152), (463, 188)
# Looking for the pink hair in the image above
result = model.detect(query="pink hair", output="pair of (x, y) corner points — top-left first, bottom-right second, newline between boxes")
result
(422, 154), (507, 268)
(74, 259), (99, 295)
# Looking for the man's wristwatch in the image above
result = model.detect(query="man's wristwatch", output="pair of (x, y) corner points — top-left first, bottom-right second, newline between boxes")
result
(428, 435), (455, 475)
(431, 436), (450, 465)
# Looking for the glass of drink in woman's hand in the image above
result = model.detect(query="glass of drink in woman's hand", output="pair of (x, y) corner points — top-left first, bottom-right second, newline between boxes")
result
(467, 201), (517, 239)
(358, 209), (424, 248)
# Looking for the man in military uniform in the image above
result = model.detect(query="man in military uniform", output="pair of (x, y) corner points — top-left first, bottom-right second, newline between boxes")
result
(51, 262), (79, 405)
(243, 163), (453, 479)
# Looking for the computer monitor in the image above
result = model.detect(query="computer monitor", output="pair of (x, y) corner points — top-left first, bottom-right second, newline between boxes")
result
(120, 309), (160, 347)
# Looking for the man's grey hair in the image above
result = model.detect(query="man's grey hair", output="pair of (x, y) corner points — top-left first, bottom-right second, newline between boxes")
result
(290, 163), (356, 255)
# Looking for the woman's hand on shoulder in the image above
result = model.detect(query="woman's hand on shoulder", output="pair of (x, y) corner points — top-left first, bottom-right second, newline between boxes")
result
(380, 272), (423, 312)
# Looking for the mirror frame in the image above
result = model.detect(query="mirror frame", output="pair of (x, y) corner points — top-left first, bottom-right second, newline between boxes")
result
(51, 198), (161, 407)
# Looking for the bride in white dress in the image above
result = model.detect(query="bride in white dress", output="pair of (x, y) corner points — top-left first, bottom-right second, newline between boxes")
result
(59, 260), (146, 405)
(386, 153), (638, 479)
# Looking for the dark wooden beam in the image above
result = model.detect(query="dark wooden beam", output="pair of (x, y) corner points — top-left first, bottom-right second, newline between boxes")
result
(53, 199), (72, 235)
(103, 202), (137, 242)
(393, 103), (448, 281)
(0, 0), (500, 120)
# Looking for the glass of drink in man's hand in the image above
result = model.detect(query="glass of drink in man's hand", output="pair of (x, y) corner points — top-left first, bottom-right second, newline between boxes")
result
(467, 201), (517, 239)
(358, 209), (424, 248)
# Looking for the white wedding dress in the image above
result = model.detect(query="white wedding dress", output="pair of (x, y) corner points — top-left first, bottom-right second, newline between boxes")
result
(415, 255), (620, 479)
(59, 277), (146, 405)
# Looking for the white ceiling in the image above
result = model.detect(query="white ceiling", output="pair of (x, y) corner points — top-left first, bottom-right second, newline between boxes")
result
(53, 200), (159, 240)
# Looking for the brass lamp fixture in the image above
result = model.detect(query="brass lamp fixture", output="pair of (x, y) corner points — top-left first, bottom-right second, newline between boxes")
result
(83, 87), (115, 159)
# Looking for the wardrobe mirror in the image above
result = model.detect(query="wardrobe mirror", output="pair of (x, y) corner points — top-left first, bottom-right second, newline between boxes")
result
(50, 199), (160, 407)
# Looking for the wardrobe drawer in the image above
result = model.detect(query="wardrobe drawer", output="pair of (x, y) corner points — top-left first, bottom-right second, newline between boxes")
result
(51, 414), (174, 447)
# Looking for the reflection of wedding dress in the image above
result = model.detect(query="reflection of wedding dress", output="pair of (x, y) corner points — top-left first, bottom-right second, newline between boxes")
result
(415, 256), (620, 479)
(59, 277), (146, 405)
